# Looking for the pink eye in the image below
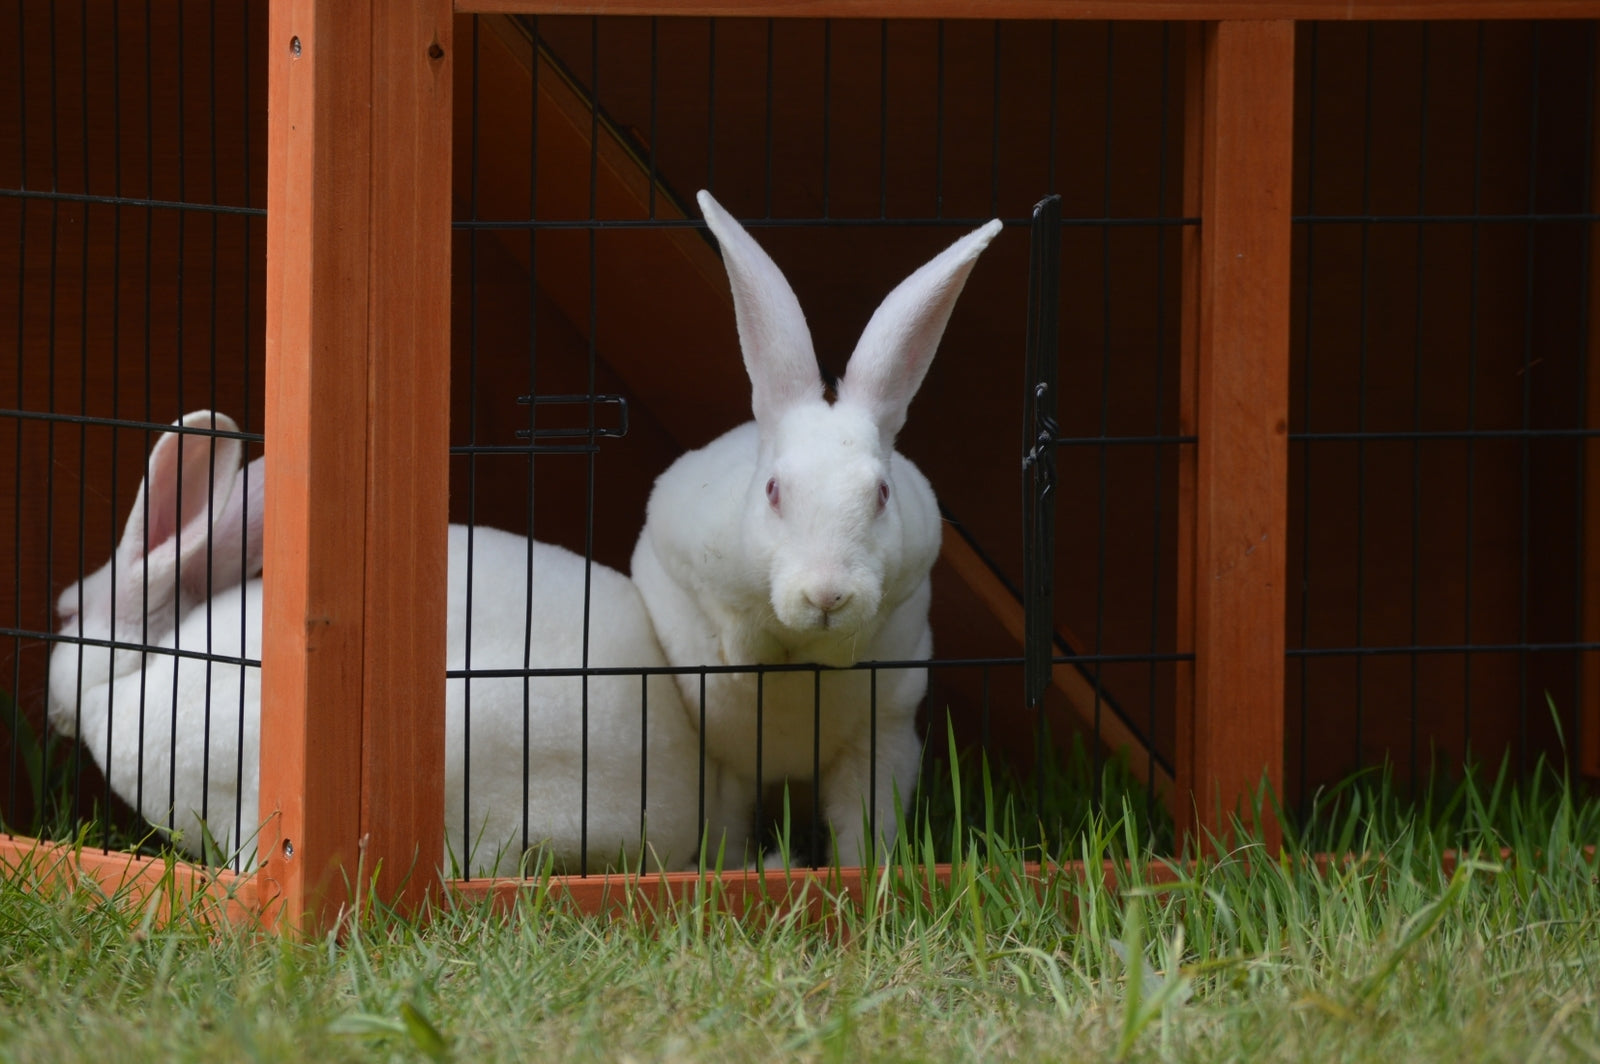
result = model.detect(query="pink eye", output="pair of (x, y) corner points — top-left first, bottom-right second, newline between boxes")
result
(877, 480), (890, 509)
(766, 476), (781, 512)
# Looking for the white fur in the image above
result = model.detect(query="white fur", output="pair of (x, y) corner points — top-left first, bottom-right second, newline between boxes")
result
(48, 412), (726, 875)
(631, 191), (1002, 865)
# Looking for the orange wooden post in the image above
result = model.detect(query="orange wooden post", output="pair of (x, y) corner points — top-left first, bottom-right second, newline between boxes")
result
(262, 0), (452, 934)
(1177, 20), (1294, 851)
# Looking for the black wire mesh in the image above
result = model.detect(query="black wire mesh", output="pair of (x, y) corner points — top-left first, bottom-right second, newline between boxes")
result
(1288, 20), (1598, 807)
(10, 10), (1586, 879)
(452, 15), (1188, 874)
(0, 1), (267, 868)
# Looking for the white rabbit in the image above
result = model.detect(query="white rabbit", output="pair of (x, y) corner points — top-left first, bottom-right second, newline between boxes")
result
(630, 190), (1002, 866)
(48, 411), (726, 876)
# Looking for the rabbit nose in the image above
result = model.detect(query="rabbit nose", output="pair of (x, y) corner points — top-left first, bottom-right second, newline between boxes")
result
(805, 586), (852, 614)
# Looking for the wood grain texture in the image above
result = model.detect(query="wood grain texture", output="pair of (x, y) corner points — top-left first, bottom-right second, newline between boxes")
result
(0, 837), (260, 926)
(362, 0), (454, 917)
(261, 0), (373, 934)
(456, 1), (1600, 20)
(263, 0), (454, 933)
(1189, 21), (1293, 849)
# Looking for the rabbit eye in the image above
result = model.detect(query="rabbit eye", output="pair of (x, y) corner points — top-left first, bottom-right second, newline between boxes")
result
(877, 480), (890, 510)
(766, 477), (781, 513)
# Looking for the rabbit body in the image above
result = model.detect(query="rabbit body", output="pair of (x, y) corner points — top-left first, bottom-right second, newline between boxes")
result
(631, 192), (1002, 866)
(54, 579), (264, 866)
(442, 523), (719, 876)
(48, 414), (719, 875)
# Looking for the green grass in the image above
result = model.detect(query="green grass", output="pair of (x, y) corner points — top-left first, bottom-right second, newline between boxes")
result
(2, 727), (1598, 1063)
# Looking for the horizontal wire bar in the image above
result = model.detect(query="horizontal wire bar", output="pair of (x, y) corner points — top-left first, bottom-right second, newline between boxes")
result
(1294, 210), (1600, 225)
(1054, 433), (1196, 447)
(0, 409), (264, 442)
(447, 650), (1196, 680)
(452, 214), (1199, 231)
(1290, 641), (1600, 658)
(6, 628), (261, 669)
(450, 443), (604, 455)
(1290, 427), (1600, 442)
(0, 186), (264, 217)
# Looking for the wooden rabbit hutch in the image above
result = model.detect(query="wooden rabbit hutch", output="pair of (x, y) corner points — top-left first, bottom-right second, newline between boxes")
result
(3, 0), (1599, 931)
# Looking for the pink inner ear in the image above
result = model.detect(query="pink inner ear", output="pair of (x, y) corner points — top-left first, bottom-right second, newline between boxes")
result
(145, 432), (224, 555)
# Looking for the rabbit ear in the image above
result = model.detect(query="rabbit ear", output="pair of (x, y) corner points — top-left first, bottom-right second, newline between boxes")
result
(838, 219), (1003, 443)
(186, 453), (265, 604)
(112, 411), (244, 627)
(698, 190), (824, 428)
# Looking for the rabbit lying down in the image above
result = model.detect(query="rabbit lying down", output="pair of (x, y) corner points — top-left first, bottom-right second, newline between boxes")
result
(632, 191), (1003, 867)
(47, 411), (733, 876)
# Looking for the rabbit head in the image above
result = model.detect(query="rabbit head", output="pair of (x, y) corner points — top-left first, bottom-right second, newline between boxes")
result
(696, 190), (1001, 664)
(48, 411), (264, 736)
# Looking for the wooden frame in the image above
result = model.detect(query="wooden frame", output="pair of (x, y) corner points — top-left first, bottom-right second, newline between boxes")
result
(262, 0), (454, 933)
(8, 1), (1592, 930)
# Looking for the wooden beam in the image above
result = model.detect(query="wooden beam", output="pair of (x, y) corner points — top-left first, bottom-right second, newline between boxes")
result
(362, 0), (453, 914)
(1187, 20), (1294, 850)
(262, 0), (453, 934)
(0, 837), (260, 927)
(456, 1), (1600, 21)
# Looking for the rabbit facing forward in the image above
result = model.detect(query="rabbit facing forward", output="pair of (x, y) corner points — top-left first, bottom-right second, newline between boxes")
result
(631, 191), (1002, 866)
(48, 411), (725, 875)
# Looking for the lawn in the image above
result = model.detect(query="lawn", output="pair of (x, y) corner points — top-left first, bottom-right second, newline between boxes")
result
(1, 744), (1597, 1064)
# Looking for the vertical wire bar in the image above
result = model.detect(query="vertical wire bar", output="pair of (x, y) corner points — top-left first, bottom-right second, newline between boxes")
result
(463, 14), (482, 881)
(812, 671), (821, 865)
(1354, 23), (1376, 775)
(980, 665), (991, 755)
(8, 0), (27, 833)
(990, 22), (1001, 219)
(1464, 22), (1485, 755)
(697, 671), (707, 859)
(200, 0), (224, 862)
(168, 0), (189, 838)
(1519, 24), (1542, 775)
(878, 20), (888, 219)
(1409, 26), (1431, 788)
(110, 0), (128, 852)
(45, 0), (72, 833)
(580, 15), (602, 875)
(1024, 195), (1060, 812)
(639, 674), (648, 844)
(235, 0), (254, 871)
(520, 13), (542, 871)
(648, 18), (658, 220)
(764, 19), (774, 218)
(1047, 23), (1058, 194)
(1146, 22), (1172, 810)
(76, 0), (102, 851)
(133, 0), (152, 831)
(754, 671), (764, 861)
(821, 21), (831, 218)
(1574, 26), (1597, 772)
(1093, 22), (1116, 804)
(1299, 22), (1321, 813)
(706, 21), (716, 192)
(935, 22), (945, 218)
(868, 667), (878, 860)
